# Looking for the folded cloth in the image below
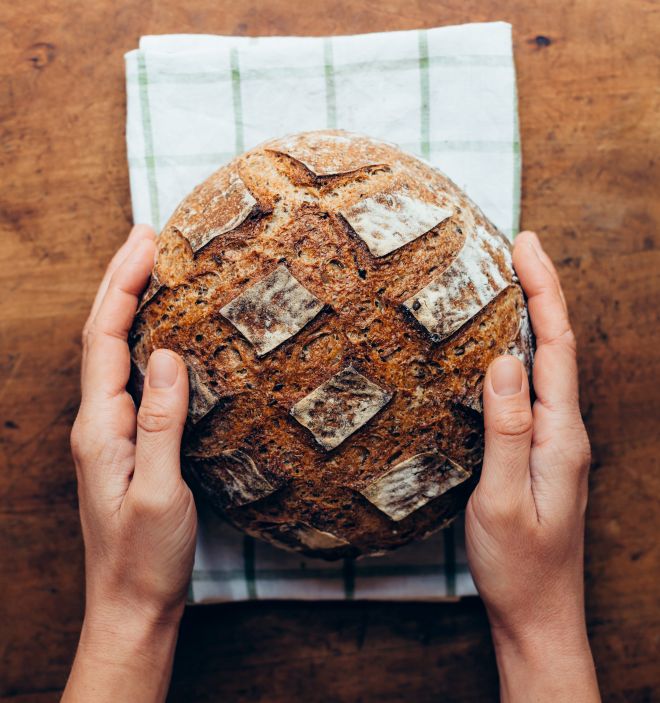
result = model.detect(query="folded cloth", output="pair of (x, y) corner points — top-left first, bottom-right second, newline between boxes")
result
(124, 21), (520, 602)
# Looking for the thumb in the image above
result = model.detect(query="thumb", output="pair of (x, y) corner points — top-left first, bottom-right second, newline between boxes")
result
(478, 355), (534, 505)
(132, 349), (189, 496)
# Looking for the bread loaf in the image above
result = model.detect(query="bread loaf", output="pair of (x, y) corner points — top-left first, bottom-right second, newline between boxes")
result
(129, 130), (533, 559)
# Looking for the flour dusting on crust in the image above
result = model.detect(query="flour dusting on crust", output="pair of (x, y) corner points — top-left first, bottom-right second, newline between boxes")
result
(404, 225), (513, 341)
(138, 269), (162, 312)
(186, 355), (221, 423)
(290, 366), (392, 451)
(508, 305), (535, 367)
(178, 175), (258, 252)
(340, 190), (453, 257)
(220, 265), (324, 357)
(266, 131), (388, 176)
(252, 521), (350, 553)
(457, 380), (485, 414)
(293, 524), (350, 550)
(360, 451), (471, 521)
(189, 450), (278, 509)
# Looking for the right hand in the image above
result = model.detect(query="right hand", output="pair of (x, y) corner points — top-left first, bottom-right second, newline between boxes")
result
(465, 231), (599, 702)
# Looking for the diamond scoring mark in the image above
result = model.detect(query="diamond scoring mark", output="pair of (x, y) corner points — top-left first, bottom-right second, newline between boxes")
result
(457, 377), (485, 414)
(138, 268), (162, 312)
(181, 175), (258, 253)
(340, 190), (453, 257)
(285, 524), (350, 550)
(220, 265), (324, 357)
(186, 355), (221, 423)
(255, 522), (350, 553)
(290, 365), (393, 451)
(360, 451), (471, 522)
(293, 524), (350, 550)
(268, 131), (387, 176)
(188, 450), (279, 509)
(508, 305), (535, 368)
(404, 225), (512, 341)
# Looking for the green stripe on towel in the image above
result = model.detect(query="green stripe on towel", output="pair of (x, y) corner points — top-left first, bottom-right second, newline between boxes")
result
(137, 52), (161, 230)
(243, 535), (258, 599)
(418, 30), (431, 161)
(324, 38), (337, 129)
(230, 48), (245, 155)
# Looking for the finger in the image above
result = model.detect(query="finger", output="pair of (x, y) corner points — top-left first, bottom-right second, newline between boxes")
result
(516, 231), (566, 310)
(81, 238), (156, 404)
(513, 233), (580, 418)
(479, 355), (534, 506)
(132, 350), (189, 496)
(86, 225), (156, 331)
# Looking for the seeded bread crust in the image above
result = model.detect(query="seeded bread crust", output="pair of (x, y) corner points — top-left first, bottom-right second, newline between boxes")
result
(129, 130), (533, 560)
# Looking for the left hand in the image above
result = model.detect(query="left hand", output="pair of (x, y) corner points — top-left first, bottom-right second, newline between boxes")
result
(64, 225), (196, 703)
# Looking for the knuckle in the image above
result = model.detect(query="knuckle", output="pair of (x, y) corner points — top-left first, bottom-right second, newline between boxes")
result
(81, 322), (92, 348)
(578, 445), (592, 476)
(70, 424), (85, 459)
(575, 444), (591, 514)
(567, 426), (592, 476)
(137, 401), (175, 435)
(70, 415), (92, 460)
(576, 481), (589, 515)
(491, 407), (533, 439)
(108, 249), (125, 272)
(484, 497), (523, 529)
(82, 320), (101, 349)
(578, 431), (592, 467)
(547, 327), (577, 353)
(130, 491), (171, 518)
(108, 265), (123, 288)
(482, 496), (510, 524)
(559, 327), (578, 353)
(471, 485), (526, 527)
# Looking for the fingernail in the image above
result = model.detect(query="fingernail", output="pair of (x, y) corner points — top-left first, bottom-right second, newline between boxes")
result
(148, 350), (178, 388)
(491, 356), (523, 396)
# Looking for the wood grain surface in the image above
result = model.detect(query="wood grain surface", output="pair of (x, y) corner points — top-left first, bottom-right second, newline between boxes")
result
(1, 1), (658, 701)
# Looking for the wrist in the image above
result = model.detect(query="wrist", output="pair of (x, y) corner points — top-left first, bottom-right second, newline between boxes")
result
(63, 602), (183, 703)
(84, 567), (188, 631)
(489, 603), (590, 652)
(491, 619), (599, 702)
(80, 599), (182, 671)
(492, 618), (592, 668)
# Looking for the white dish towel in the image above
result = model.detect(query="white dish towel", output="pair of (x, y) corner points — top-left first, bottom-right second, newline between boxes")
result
(124, 21), (520, 602)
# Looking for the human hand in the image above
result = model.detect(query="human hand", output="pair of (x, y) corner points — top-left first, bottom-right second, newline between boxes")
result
(465, 231), (600, 701)
(64, 225), (196, 703)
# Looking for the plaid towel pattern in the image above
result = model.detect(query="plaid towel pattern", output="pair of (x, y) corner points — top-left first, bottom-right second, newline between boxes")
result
(124, 21), (520, 601)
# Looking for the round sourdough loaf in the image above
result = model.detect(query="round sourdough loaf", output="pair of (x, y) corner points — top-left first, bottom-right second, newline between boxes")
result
(129, 130), (533, 559)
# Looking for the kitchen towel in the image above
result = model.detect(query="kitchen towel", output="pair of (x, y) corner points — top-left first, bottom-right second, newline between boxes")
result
(124, 21), (520, 601)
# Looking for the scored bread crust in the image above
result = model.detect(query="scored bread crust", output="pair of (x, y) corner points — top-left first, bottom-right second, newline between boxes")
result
(129, 130), (533, 560)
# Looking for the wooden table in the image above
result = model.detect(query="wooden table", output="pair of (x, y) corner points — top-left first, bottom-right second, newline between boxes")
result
(1, 1), (658, 700)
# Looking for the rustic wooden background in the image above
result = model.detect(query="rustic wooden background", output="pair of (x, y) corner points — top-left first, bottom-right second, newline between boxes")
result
(1, 0), (658, 701)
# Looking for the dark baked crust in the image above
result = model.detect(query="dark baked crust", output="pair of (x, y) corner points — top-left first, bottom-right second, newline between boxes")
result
(129, 130), (533, 559)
